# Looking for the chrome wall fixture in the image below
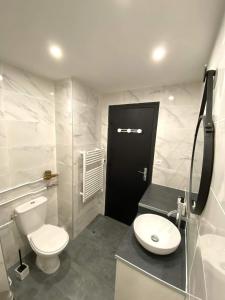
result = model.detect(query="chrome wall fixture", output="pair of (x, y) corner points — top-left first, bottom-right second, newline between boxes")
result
(0, 170), (58, 232)
(0, 187), (48, 208)
(0, 169), (58, 225)
(0, 219), (14, 230)
(0, 178), (43, 194)
(117, 128), (143, 134)
(0, 170), (57, 195)
(0, 185), (56, 229)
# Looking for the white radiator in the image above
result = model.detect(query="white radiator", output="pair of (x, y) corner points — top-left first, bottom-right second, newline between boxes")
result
(80, 148), (104, 203)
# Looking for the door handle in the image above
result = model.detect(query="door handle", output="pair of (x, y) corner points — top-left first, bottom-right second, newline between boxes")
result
(137, 167), (148, 182)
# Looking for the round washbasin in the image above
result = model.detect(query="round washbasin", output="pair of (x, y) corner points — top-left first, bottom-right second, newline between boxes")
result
(133, 214), (181, 255)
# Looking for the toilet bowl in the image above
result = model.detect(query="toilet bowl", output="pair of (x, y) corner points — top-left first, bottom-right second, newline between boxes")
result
(15, 197), (69, 274)
(28, 224), (69, 274)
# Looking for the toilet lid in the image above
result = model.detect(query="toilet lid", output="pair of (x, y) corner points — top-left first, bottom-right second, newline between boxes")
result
(29, 224), (69, 255)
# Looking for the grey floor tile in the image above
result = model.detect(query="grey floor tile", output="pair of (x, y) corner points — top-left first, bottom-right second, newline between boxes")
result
(9, 215), (128, 300)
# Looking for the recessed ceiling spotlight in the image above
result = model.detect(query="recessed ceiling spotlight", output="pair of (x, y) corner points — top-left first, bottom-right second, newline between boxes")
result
(152, 46), (167, 62)
(0, 74), (3, 81)
(49, 45), (63, 59)
(168, 95), (175, 101)
(50, 92), (54, 96)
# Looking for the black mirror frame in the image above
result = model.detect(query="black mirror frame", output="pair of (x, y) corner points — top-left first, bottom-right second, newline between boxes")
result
(189, 69), (216, 215)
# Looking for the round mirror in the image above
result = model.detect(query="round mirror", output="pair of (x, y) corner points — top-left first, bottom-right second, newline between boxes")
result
(189, 116), (214, 214)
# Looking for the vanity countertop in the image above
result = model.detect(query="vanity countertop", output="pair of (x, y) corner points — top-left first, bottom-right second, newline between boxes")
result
(115, 183), (186, 295)
(139, 183), (185, 214)
(115, 225), (186, 294)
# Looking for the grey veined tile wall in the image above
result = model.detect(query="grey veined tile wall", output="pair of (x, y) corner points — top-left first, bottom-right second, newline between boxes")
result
(100, 82), (202, 192)
(55, 78), (104, 239)
(72, 79), (104, 238)
(0, 63), (57, 268)
(55, 79), (73, 236)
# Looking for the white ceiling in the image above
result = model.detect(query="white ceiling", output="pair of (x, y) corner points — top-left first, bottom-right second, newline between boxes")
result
(0, 0), (224, 92)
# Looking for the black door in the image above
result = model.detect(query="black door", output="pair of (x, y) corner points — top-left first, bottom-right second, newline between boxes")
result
(105, 102), (159, 225)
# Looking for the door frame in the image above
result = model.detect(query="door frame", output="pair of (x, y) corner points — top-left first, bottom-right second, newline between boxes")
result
(105, 102), (160, 215)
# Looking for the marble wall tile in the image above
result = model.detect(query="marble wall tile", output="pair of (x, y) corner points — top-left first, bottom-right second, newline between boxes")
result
(55, 101), (72, 144)
(0, 63), (4, 90)
(158, 105), (199, 129)
(45, 188), (58, 226)
(0, 62), (57, 268)
(100, 82), (201, 191)
(187, 188), (225, 300)
(55, 80), (73, 147)
(0, 176), (11, 191)
(55, 122), (72, 146)
(200, 190), (225, 237)
(211, 119), (225, 210)
(2, 63), (54, 100)
(73, 99), (100, 143)
(72, 78), (103, 239)
(72, 194), (103, 237)
(3, 91), (40, 122)
(55, 79), (72, 100)
(55, 79), (73, 236)
(188, 14), (225, 300)
(100, 82), (202, 109)
(8, 146), (55, 171)
(0, 147), (9, 173)
(0, 224), (30, 270)
(186, 213), (200, 278)
(10, 161), (56, 187)
(56, 147), (72, 170)
(152, 166), (189, 191)
(6, 121), (55, 147)
(0, 240), (11, 297)
(188, 245), (206, 300)
(0, 89), (4, 119)
(3, 91), (55, 124)
(198, 190), (225, 300)
(154, 128), (194, 169)
(212, 68), (225, 122)
(72, 78), (99, 107)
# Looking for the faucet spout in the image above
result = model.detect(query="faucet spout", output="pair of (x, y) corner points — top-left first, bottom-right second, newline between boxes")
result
(167, 196), (186, 230)
(167, 210), (177, 217)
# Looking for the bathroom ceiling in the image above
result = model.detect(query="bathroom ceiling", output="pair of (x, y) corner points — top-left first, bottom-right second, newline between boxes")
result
(0, 0), (224, 93)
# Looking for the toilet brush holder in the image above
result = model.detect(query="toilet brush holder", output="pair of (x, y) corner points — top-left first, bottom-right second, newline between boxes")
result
(15, 263), (29, 280)
(14, 249), (29, 280)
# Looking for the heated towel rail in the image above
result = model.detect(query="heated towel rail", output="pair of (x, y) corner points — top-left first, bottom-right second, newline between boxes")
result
(80, 148), (104, 203)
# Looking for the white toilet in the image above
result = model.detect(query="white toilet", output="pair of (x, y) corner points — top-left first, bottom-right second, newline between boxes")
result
(15, 196), (69, 274)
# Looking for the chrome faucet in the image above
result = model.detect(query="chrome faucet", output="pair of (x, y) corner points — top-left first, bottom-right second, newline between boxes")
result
(167, 196), (186, 230)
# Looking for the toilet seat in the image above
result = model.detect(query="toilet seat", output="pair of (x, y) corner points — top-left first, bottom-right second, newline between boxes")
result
(28, 224), (69, 255)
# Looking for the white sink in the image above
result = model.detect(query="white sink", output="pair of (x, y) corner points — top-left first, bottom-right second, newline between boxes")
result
(133, 214), (181, 255)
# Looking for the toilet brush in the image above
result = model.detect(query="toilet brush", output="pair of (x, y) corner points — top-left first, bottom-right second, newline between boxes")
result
(18, 249), (26, 272)
(15, 249), (29, 280)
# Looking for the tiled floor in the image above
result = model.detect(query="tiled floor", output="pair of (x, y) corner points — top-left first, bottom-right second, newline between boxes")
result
(9, 215), (128, 300)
